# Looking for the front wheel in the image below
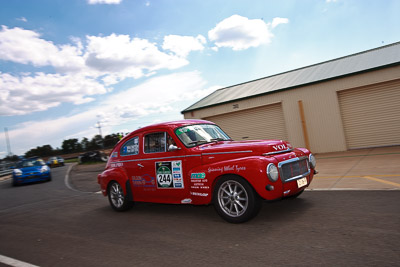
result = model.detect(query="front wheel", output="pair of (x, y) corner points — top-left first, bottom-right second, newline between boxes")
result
(213, 176), (262, 223)
(108, 181), (133, 211)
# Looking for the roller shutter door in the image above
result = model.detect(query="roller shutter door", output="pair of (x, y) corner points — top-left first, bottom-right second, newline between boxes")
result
(338, 79), (400, 149)
(204, 103), (288, 141)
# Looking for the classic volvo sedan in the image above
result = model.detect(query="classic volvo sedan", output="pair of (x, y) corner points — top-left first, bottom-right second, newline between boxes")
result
(98, 120), (316, 223)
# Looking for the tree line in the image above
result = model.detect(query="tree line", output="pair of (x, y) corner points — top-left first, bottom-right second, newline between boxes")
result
(21, 133), (122, 159)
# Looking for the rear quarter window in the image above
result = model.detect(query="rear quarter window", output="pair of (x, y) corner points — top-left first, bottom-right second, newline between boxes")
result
(120, 137), (139, 156)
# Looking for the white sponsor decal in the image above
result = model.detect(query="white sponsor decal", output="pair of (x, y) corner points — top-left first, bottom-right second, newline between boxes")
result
(208, 165), (246, 173)
(156, 160), (184, 189)
(111, 162), (123, 168)
(181, 198), (192, 204)
(190, 192), (209, 197)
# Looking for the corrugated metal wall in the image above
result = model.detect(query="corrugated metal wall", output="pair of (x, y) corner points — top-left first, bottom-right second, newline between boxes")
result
(338, 79), (400, 149)
(204, 103), (288, 141)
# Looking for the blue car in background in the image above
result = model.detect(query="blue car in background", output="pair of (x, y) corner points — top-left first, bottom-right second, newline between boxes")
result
(12, 158), (51, 186)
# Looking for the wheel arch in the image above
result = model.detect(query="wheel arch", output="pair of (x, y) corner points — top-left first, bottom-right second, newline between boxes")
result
(211, 173), (262, 223)
(211, 173), (261, 198)
(101, 168), (130, 197)
(106, 178), (133, 202)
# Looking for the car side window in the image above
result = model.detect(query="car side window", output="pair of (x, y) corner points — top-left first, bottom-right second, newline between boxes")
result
(144, 132), (166, 153)
(120, 137), (139, 156)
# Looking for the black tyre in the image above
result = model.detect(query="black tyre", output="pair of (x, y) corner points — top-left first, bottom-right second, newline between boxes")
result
(108, 181), (133, 212)
(213, 176), (262, 223)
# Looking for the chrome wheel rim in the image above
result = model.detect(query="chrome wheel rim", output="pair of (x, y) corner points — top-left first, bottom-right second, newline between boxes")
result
(110, 183), (124, 208)
(218, 180), (248, 217)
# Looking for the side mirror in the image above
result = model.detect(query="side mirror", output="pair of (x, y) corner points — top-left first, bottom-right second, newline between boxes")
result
(168, 144), (181, 152)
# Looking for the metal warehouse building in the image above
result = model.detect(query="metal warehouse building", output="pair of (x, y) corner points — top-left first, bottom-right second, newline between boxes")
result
(182, 42), (400, 153)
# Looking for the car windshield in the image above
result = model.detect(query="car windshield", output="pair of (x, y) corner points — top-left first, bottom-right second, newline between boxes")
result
(175, 124), (231, 147)
(17, 159), (45, 168)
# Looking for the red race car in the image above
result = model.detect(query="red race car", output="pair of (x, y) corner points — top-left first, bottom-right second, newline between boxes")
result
(98, 120), (317, 223)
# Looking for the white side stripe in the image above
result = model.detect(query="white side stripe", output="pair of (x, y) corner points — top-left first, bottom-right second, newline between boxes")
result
(0, 254), (39, 267)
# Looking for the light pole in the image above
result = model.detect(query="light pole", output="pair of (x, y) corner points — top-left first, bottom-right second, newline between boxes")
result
(4, 127), (12, 156)
(96, 120), (103, 137)
(96, 116), (104, 149)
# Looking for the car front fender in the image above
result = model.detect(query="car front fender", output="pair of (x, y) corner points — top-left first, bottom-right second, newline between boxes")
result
(188, 156), (282, 204)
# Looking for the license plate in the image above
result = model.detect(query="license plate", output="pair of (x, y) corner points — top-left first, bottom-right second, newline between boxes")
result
(297, 177), (308, 188)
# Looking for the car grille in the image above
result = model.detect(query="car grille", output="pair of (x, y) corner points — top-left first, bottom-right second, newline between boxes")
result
(279, 158), (310, 182)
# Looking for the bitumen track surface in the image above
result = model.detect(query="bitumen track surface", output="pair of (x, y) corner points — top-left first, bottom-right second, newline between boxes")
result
(0, 147), (399, 267)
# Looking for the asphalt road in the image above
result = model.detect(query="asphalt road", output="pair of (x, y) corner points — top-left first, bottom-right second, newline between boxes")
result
(0, 164), (399, 267)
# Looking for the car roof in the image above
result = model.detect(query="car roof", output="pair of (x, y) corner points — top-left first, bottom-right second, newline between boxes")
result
(121, 119), (215, 142)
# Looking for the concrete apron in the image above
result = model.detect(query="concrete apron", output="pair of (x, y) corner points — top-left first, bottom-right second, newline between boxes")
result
(309, 146), (400, 190)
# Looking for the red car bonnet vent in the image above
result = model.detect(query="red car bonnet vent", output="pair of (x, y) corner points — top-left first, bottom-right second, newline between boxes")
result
(262, 148), (292, 156)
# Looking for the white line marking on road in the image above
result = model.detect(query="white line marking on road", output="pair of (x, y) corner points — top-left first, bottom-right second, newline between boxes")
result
(64, 163), (79, 192)
(0, 254), (39, 267)
(64, 163), (101, 194)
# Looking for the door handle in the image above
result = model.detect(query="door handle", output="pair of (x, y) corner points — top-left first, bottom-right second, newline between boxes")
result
(137, 163), (144, 168)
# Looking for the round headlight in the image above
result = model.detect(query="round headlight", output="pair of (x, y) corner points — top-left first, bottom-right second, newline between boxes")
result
(41, 166), (49, 173)
(266, 163), (279, 182)
(13, 169), (22, 176)
(309, 154), (316, 169)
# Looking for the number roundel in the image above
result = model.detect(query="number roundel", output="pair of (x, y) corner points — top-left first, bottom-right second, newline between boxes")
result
(157, 166), (172, 187)
(158, 173), (172, 187)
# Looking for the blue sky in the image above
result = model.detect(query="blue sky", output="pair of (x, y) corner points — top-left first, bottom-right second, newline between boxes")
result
(0, 0), (399, 157)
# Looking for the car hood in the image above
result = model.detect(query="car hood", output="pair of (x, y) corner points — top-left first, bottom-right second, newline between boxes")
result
(193, 139), (293, 155)
(20, 166), (43, 173)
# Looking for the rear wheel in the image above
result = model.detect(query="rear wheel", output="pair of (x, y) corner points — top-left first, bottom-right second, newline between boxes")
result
(108, 181), (133, 211)
(213, 176), (262, 223)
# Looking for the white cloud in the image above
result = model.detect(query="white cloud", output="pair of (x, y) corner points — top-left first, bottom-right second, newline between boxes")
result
(0, 27), (208, 115)
(88, 0), (122, 4)
(17, 17), (27, 22)
(0, 72), (217, 155)
(0, 27), (196, 82)
(98, 71), (215, 126)
(162, 35), (206, 57)
(0, 26), (85, 72)
(208, 15), (288, 50)
(0, 110), (101, 155)
(85, 34), (188, 82)
(0, 72), (109, 116)
(271, 17), (289, 29)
